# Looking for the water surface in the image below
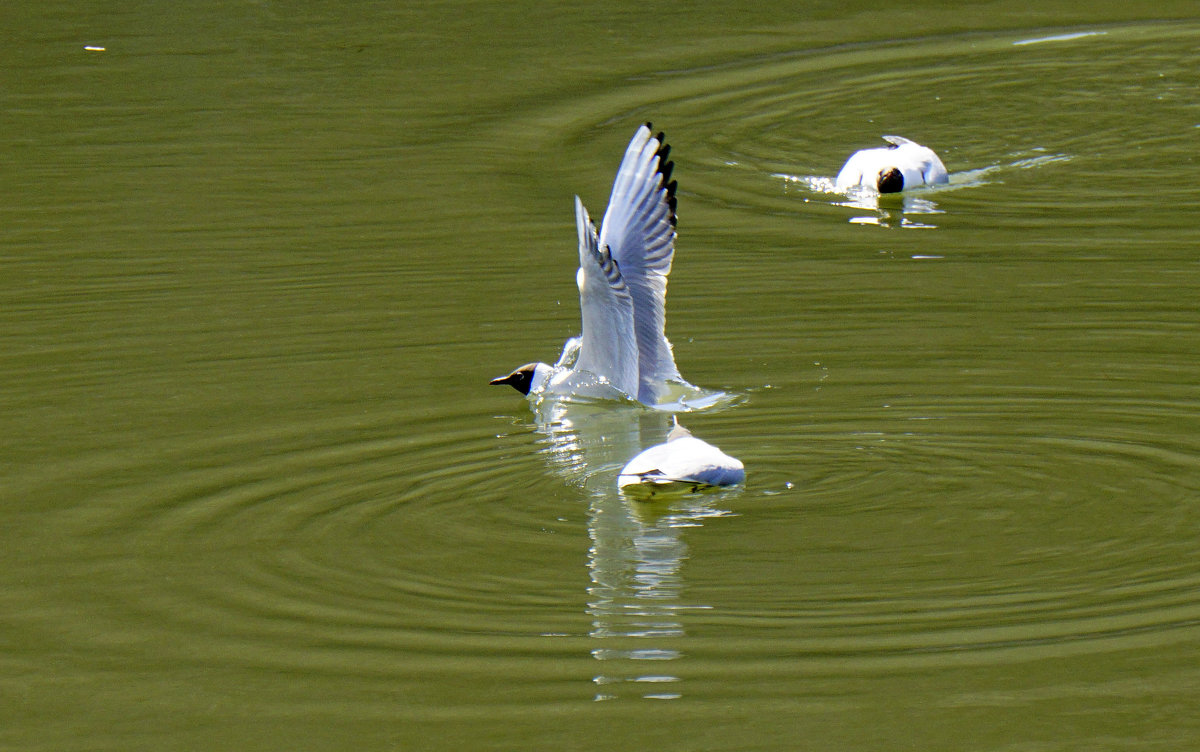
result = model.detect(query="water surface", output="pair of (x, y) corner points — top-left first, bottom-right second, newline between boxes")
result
(3, 2), (1200, 750)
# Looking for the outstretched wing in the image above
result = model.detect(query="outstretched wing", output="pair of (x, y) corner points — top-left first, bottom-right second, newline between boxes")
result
(598, 123), (681, 404)
(574, 195), (639, 399)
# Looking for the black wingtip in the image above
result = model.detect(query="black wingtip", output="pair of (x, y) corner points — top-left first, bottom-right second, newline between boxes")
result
(646, 124), (678, 227)
(644, 120), (653, 130)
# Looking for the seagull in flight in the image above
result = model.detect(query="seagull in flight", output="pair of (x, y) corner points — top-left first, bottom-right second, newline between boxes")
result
(835, 135), (948, 194)
(491, 123), (691, 407)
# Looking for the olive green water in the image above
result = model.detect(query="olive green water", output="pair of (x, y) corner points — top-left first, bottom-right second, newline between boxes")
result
(3, 2), (1200, 749)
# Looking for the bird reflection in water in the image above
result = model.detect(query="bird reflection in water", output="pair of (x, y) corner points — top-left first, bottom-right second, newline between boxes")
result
(529, 399), (737, 700)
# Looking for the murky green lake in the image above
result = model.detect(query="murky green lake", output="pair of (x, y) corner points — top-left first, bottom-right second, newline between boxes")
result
(3, 2), (1200, 749)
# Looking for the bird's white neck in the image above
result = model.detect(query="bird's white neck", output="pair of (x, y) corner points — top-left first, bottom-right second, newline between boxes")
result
(528, 362), (553, 396)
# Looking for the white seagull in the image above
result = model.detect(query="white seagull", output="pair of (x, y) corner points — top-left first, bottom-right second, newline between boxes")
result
(617, 419), (744, 497)
(491, 123), (689, 407)
(835, 136), (948, 194)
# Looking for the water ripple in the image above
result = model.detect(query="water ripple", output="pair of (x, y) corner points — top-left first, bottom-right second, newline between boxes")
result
(494, 21), (1200, 239)
(8, 20), (1199, 702)
(686, 385), (1200, 664)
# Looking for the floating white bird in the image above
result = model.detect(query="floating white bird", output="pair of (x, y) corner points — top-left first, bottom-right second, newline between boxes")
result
(491, 123), (690, 406)
(835, 136), (948, 194)
(617, 419), (745, 497)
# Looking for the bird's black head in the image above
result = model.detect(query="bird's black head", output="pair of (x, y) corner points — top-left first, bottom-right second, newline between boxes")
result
(489, 363), (539, 395)
(877, 167), (904, 194)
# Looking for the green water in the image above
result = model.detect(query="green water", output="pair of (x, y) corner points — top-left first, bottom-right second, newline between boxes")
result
(3, 2), (1200, 749)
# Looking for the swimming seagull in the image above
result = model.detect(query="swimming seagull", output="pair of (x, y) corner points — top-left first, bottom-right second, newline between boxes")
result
(835, 136), (948, 194)
(490, 123), (688, 406)
(617, 419), (745, 497)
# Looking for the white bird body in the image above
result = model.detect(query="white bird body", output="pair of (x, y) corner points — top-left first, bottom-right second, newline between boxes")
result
(617, 421), (745, 496)
(519, 342), (636, 405)
(835, 135), (948, 194)
(492, 124), (690, 407)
